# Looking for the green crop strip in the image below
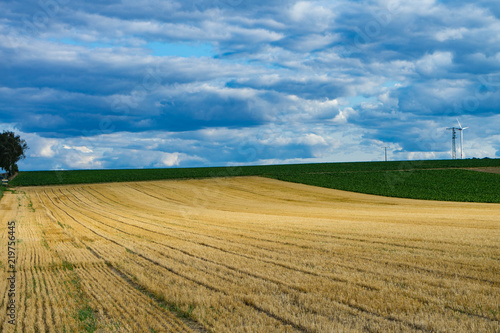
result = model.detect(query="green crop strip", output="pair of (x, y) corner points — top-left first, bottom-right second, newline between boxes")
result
(8, 158), (500, 203)
(269, 169), (500, 203)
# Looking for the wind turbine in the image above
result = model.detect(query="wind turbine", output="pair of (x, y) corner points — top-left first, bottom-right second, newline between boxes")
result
(456, 118), (469, 159)
(446, 126), (458, 159)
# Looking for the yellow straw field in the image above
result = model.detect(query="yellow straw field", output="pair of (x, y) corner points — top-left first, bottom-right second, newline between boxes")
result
(1, 176), (499, 332)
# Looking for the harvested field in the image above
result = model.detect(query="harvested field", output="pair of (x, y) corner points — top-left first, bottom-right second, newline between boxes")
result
(1, 176), (499, 332)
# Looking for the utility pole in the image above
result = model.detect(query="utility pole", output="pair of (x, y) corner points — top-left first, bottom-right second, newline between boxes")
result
(383, 147), (388, 162)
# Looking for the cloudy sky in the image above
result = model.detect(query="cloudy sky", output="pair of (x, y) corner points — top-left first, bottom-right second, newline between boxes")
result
(1, 0), (499, 171)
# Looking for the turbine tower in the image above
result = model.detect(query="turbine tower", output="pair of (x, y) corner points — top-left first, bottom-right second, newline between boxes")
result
(446, 126), (459, 159)
(456, 118), (469, 159)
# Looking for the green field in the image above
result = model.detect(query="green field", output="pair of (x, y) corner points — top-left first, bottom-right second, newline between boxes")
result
(9, 158), (500, 203)
(272, 169), (500, 203)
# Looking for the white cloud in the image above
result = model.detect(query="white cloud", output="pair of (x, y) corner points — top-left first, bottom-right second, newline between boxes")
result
(27, 136), (58, 158)
(285, 33), (339, 52)
(65, 153), (103, 169)
(63, 145), (93, 153)
(416, 52), (454, 75)
(288, 1), (335, 31)
(160, 152), (181, 167)
(435, 27), (468, 42)
(298, 133), (327, 146)
(384, 0), (438, 15)
(331, 107), (357, 124)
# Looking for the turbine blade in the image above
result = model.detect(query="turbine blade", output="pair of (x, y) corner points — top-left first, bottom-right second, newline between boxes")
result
(456, 118), (462, 129)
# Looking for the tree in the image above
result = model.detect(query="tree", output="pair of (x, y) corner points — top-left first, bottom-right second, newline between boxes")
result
(0, 131), (29, 177)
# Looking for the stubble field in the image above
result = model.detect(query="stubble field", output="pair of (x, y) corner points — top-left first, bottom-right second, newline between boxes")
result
(1, 176), (499, 332)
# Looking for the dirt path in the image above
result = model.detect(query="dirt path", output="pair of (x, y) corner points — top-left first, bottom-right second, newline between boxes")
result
(465, 166), (500, 174)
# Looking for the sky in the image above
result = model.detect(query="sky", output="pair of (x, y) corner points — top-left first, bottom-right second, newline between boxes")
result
(1, 0), (499, 171)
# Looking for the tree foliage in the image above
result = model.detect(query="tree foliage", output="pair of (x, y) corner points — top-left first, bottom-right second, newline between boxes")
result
(0, 131), (29, 177)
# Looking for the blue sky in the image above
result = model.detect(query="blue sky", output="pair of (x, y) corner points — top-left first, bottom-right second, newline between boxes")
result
(1, 0), (499, 171)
